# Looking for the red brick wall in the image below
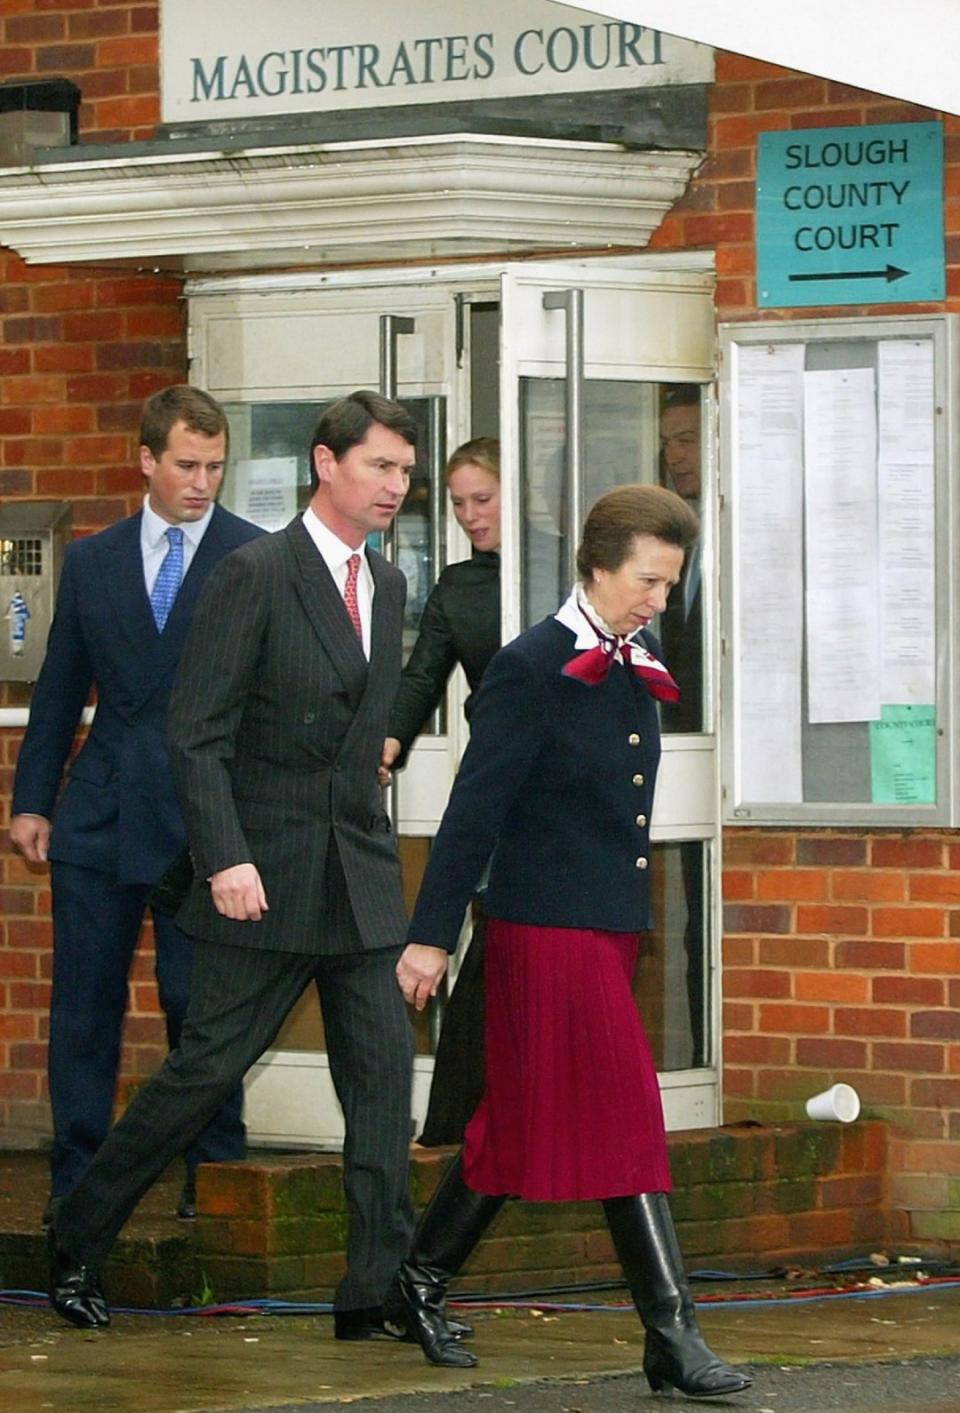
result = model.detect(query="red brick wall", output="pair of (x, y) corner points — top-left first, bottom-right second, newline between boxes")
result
(649, 56), (960, 1244)
(1, 1), (161, 143)
(720, 831), (960, 1243)
(0, 3), (185, 1141)
(1, 20), (958, 1249)
(649, 52), (960, 315)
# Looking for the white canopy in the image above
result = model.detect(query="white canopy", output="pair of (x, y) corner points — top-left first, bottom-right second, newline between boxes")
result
(556, 1), (960, 116)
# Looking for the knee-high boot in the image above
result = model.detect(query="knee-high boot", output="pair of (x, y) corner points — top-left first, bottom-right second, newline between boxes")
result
(603, 1192), (752, 1398)
(385, 1151), (506, 1368)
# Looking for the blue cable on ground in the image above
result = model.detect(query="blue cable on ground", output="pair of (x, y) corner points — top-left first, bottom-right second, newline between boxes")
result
(2, 1277), (959, 1317)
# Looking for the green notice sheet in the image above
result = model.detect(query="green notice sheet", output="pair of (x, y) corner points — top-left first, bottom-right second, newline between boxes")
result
(869, 705), (936, 804)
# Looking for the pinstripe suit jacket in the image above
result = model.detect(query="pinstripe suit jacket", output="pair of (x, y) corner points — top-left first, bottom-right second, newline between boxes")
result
(168, 515), (408, 954)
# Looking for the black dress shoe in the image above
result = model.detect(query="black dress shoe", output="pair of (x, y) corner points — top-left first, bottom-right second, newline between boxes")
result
(333, 1306), (401, 1341)
(48, 1229), (110, 1329)
(176, 1180), (198, 1220)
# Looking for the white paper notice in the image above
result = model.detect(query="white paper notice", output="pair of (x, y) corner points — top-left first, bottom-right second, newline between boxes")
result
(234, 457), (298, 531)
(803, 368), (881, 724)
(878, 340), (934, 463)
(877, 341), (936, 703)
(733, 343), (805, 802)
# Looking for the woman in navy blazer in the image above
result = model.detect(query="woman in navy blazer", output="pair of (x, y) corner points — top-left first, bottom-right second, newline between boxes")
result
(389, 485), (750, 1400)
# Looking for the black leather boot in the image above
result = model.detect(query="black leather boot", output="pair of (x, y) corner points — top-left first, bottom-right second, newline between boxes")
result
(603, 1193), (752, 1398)
(386, 1151), (506, 1368)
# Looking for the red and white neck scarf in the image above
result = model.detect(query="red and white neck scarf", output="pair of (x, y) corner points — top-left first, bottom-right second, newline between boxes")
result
(555, 585), (680, 703)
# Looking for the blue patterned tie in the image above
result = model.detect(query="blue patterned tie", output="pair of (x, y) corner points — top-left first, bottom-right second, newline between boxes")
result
(150, 526), (184, 632)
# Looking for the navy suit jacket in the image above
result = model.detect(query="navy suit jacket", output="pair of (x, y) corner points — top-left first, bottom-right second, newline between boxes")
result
(12, 504), (264, 885)
(407, 615), (663, 952)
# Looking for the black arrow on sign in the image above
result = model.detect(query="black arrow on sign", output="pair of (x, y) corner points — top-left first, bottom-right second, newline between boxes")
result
(789, 265), (908, 284)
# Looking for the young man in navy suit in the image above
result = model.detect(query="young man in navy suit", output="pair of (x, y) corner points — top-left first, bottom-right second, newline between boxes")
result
(10, 385), (263, 1224)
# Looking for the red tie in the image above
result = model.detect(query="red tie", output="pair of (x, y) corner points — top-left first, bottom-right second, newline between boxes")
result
(344, 553), (363, 641)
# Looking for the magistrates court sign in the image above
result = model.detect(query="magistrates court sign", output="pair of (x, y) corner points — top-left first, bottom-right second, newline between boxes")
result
(160, 0), (712, 123)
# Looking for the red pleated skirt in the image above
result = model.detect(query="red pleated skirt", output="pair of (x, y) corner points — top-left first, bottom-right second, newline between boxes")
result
(463, 917), (671, 1202)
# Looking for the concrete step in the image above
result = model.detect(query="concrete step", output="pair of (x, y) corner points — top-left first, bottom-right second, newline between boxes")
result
(0, 1121), (900, 1309)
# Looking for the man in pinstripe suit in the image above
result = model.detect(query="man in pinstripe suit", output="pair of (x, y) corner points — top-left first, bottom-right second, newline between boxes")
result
(48, 391), (420, 1339)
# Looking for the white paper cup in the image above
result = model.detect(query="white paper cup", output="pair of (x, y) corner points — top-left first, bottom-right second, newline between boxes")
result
(805, 1082), (861, 1123)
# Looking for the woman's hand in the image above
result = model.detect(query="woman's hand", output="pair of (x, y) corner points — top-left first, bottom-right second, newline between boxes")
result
(379, 737), (402, 787)
(396, 942), (448, 1010)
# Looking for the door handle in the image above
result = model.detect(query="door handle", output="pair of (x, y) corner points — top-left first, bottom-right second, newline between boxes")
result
(378, 314), (416, 570)
(377, 314), (416, 831)
(379, 314), (416, 401)
(542, 289), (585, 585)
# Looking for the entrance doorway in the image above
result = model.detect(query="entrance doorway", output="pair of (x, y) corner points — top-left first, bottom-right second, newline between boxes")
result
(187, 256), (720, 1143)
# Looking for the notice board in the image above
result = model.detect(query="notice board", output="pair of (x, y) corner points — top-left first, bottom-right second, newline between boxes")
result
(719, 315), (957, 826)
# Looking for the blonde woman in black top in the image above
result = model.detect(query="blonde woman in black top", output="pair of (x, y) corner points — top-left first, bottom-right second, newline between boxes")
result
(381, 438), (502, 1145)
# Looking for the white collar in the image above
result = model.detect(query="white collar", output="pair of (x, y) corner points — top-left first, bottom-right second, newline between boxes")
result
(555, 583), (645, 649)
(141, 495), (212, 549)
(302, 505), (368, 571)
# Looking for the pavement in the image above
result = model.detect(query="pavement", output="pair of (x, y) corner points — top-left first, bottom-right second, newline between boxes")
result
(1, 1277), (959, 1411)
(2, 1147), (959, 1411)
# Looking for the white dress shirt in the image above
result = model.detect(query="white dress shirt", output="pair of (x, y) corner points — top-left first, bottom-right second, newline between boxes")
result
(301, 506), (374, 659)
(141, 496), (214, 596)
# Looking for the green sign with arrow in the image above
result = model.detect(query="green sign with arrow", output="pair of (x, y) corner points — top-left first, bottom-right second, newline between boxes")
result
(757, 122), (944, 308)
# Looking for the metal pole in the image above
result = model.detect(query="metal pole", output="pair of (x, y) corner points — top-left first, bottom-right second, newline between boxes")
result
(377, 313), (416, 829)
(378, 314), (416, 567)
(427, 396), (445, 734)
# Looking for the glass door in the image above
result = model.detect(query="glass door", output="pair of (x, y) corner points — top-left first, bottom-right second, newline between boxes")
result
(187, 257), (722, 1145)
(498, 262), (721, 1129)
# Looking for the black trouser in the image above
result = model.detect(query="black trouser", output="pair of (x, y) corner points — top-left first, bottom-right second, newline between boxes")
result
(55, 936), (414, 1311)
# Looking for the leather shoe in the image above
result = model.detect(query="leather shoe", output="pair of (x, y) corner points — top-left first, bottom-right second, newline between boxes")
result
(333, 1306), (401, 1341)
(176, 1180), (198, 1221)
(48, 1228), (110, 1329)
(334, 1302), (475, 1344)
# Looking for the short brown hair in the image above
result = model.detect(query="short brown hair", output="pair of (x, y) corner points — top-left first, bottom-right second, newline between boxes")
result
(309, 390), (418, 491)
(445, 437), (500, 482)
(139, 385), (229, 459)
(576, 484), (699, 582)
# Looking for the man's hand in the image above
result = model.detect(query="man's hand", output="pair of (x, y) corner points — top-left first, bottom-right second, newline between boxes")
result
(396, 942), (448, 1011)
(378, 737), (402, 787)
(210, 863), (269, 921)
(10, 813), (51, 865)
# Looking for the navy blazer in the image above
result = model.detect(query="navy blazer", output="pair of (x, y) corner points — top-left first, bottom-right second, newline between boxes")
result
(407, 615), (663, 952)
(12, 504), (263, 885)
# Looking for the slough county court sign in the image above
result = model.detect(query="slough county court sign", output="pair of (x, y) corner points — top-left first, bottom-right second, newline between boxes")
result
(757, 122), (944, 308)
(159, 0), (711, 123)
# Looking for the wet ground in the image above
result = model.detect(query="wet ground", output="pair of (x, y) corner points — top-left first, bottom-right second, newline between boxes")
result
(1, 1282), (958, 1411)
(2, 1149), (958, 1411)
